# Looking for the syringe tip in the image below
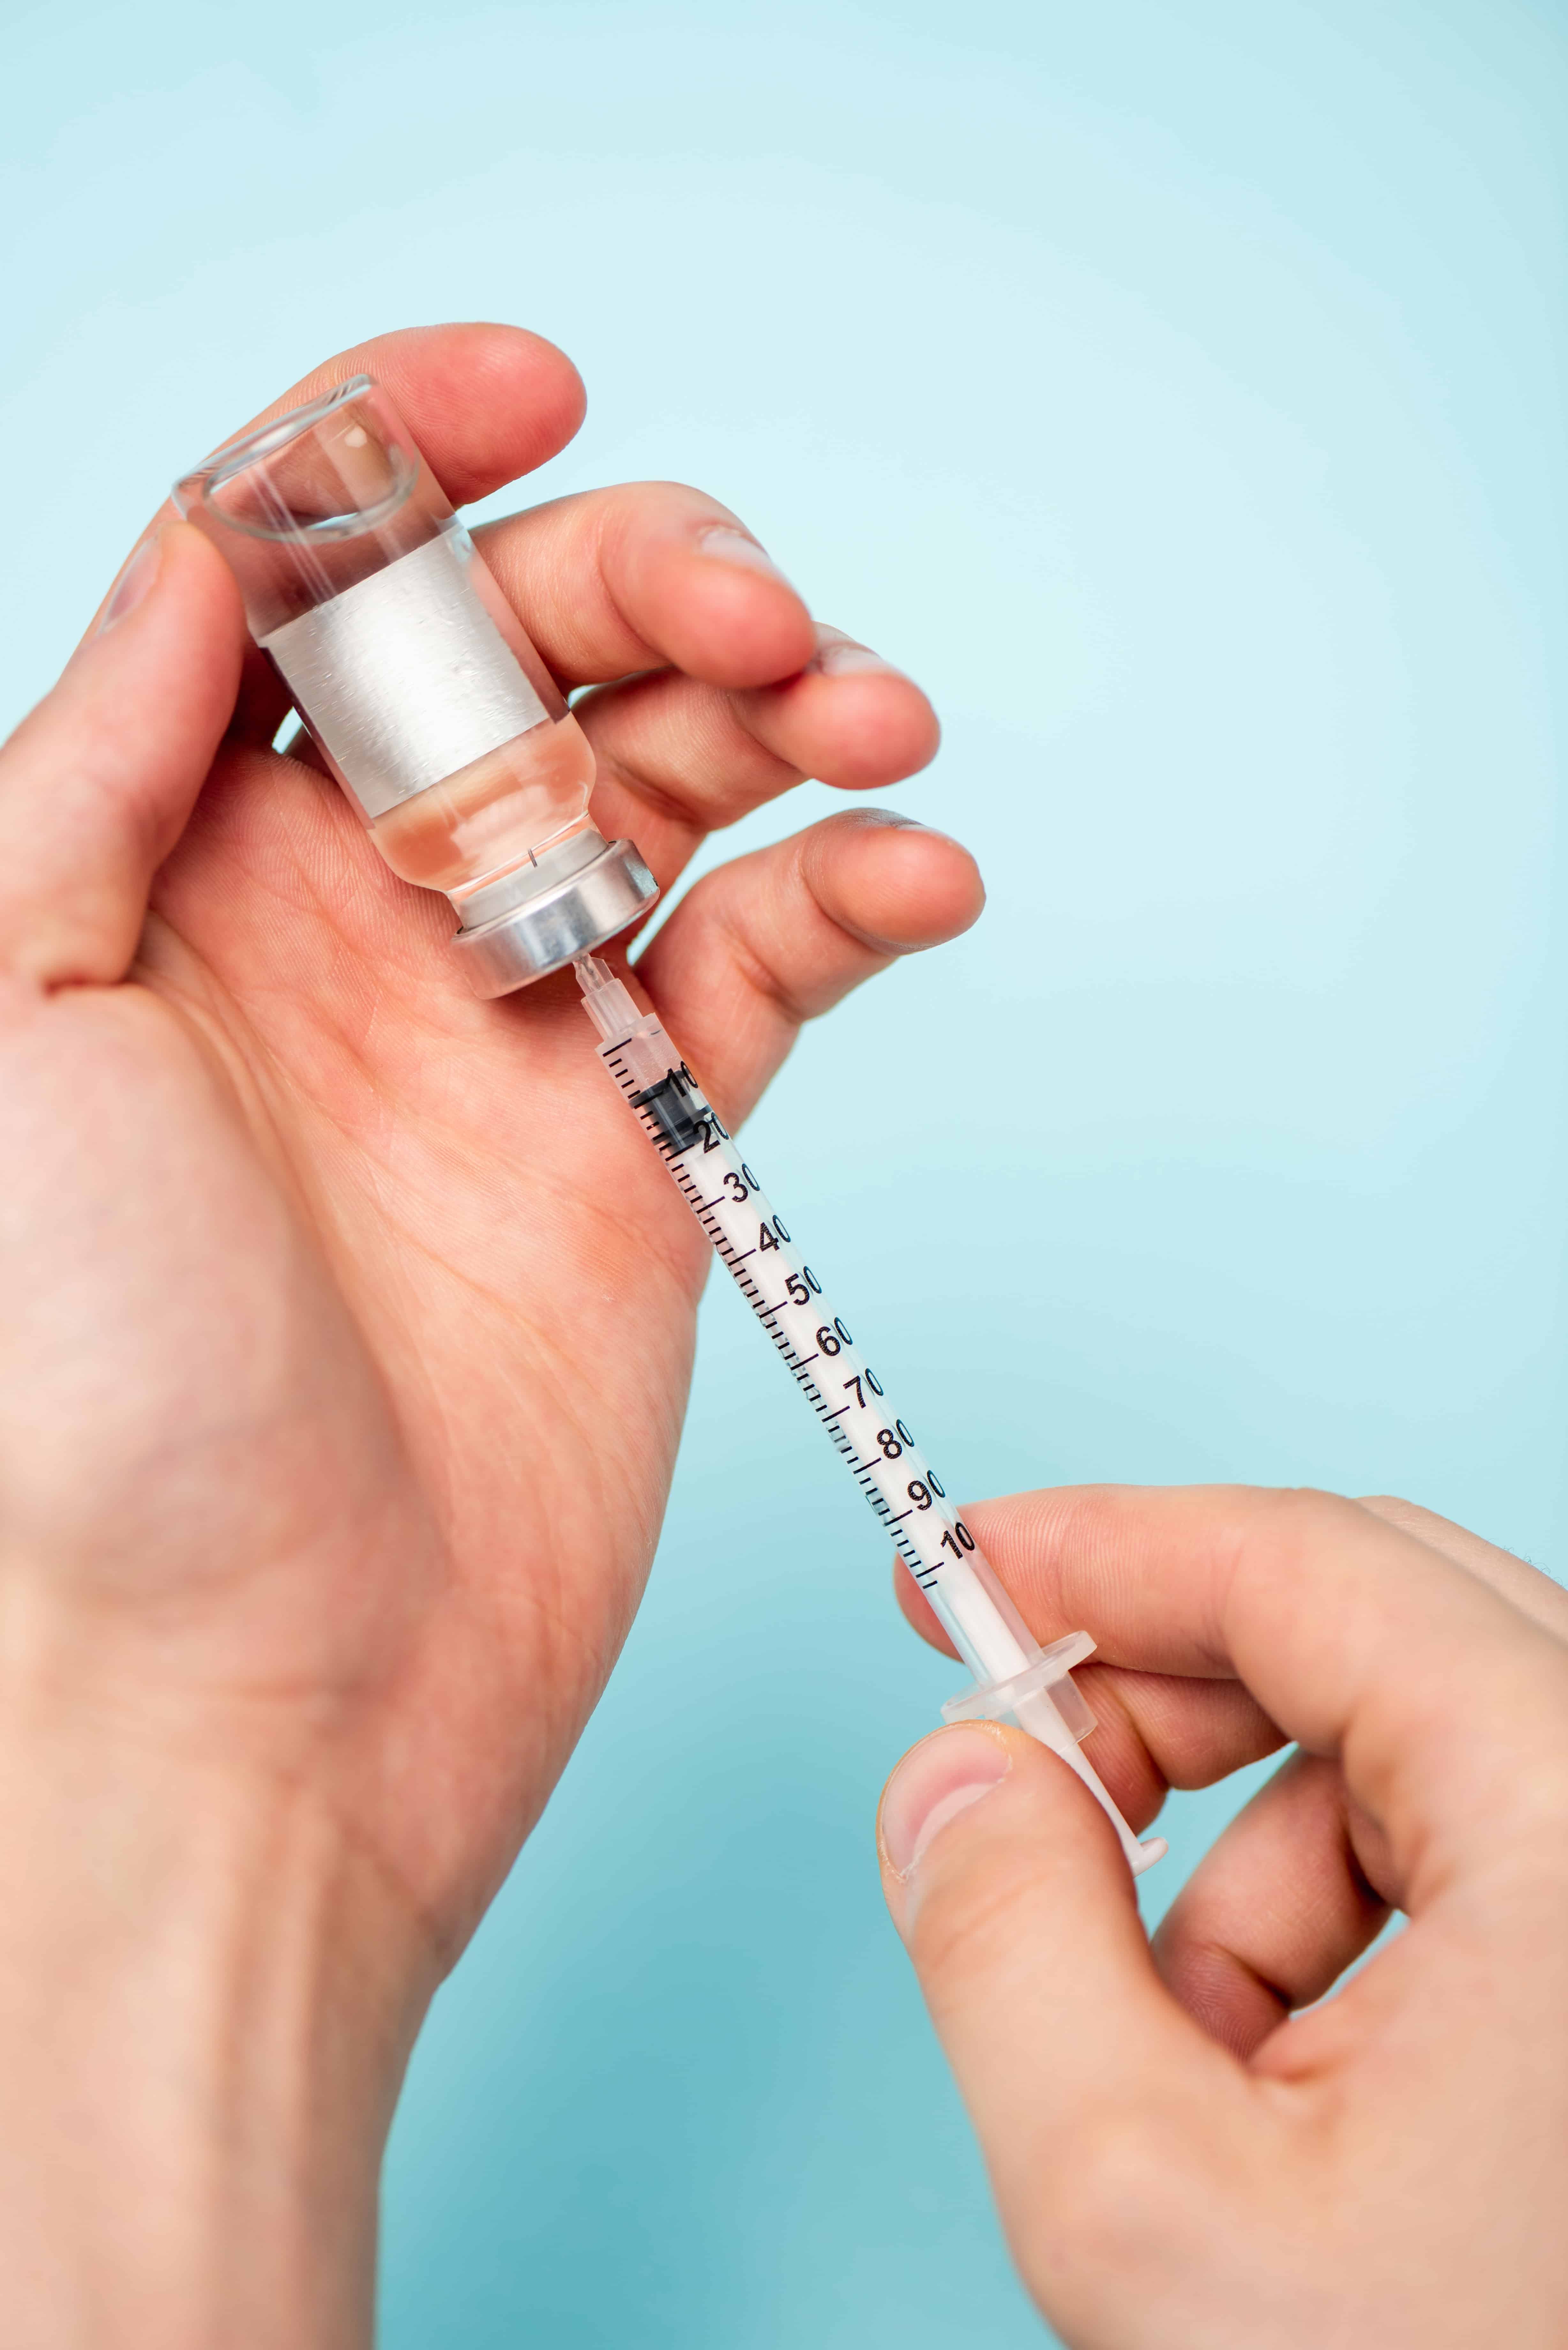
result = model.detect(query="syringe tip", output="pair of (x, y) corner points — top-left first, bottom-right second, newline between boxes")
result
(574, 951), (642, 1046)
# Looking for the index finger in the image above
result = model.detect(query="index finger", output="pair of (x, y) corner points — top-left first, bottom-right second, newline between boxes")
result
(140, 327), (818, 732)
(962, 1484), (1568, 1902)
(92, 323), (592, 732)
(178, 321), (588, 520)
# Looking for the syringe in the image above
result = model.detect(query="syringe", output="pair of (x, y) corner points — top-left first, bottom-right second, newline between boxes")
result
(174, 370), (1162, 1876)
(576, 953), (1166, 1876)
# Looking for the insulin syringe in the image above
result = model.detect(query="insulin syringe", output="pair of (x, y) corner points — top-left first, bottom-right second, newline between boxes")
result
(576, 953), (1165, 1876)
(173, 372), (1162, 1874)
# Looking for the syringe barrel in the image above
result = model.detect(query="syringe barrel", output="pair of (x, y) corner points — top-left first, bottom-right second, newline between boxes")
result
(576, 954), (1166, 1875)
(174, 375), (656, 991)
(923, 1547), (1039, 1688)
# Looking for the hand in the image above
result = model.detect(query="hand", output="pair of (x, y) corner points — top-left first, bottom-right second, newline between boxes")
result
(0, 322), (980, 2345)
(879, 1487), (1568, 2348)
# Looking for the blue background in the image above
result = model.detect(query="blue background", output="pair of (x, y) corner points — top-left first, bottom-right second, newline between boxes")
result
(5, 2), (1565, 2340)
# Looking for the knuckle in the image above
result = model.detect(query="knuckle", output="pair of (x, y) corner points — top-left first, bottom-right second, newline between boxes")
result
(613, 480), (735, 531)
(1234, 1483), (1361, 1588)
(1017, 2104), (1214, 2296)
(1268, 1483), (1352, 1531)
(1503, 1689), (1568, 1819)
(906, 1845), (1047, 2009)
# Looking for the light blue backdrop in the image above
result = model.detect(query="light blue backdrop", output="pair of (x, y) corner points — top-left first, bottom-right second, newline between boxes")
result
(5, 2), (1565, 2341)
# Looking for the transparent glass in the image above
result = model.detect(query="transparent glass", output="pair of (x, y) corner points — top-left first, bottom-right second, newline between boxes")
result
(369, 723), (595, 898)
(173, 375), (596, 897)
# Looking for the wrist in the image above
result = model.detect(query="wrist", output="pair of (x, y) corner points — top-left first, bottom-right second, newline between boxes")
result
(0, 1685), (429, 2349)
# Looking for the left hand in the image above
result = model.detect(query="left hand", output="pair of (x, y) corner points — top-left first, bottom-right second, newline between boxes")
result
(0, 322), (979, 2346)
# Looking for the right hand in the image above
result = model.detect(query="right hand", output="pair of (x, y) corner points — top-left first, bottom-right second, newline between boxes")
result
(878, 1486), (1568, 2348)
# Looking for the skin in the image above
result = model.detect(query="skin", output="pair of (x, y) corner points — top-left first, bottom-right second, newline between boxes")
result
(879, 1486), (1568, 2347)
(9, 321), (1559, 2350)
(0, 322), (980, 2346)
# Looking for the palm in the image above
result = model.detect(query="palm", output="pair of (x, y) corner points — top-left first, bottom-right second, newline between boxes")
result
(0, 324), (971, 1967)
(120, 739), (701, 1941)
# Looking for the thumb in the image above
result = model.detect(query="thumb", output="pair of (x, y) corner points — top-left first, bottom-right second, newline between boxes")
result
(878, 1722), (1249, 2313)
(0, 521), (246, 989)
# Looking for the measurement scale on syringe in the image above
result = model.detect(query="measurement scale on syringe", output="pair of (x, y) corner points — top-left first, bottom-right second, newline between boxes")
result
(578, 953), (1165, 1876)
(173, 369), (1162, 1878)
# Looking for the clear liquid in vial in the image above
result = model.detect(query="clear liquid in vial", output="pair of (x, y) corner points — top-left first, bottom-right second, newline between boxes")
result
(369, 711), (597, 897)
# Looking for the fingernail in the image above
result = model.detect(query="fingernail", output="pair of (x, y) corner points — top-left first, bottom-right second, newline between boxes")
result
(879, 1725), (1012, 1879)
(810, 626), (901, 678)
(696, 525), (793, 586)
(97, 534), (162, 634)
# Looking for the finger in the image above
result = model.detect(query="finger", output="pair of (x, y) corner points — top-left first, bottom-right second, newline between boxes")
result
(893, 1556), (1284, 1834)
(474, 484), (817, 690)
(132, 322), (588, 741)
(171, 322), (585, 542)
(257, 475), (823, 769)
(0, 524), (246, 989)
(730, 626), (940, 789)
(938, 1484), (1568, 1897)
(634, 810), (983, 1126)
(1357, 1494), (1568, 1644)
(580, 626), (939, 872)
(878, 1723), (1248, 2317)
(1151, 1750), (1391, 2059)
